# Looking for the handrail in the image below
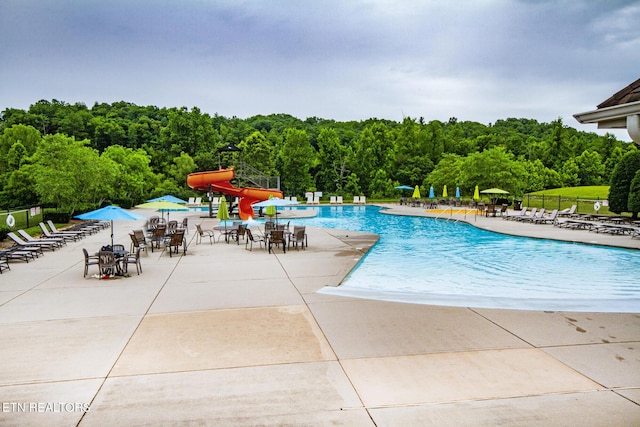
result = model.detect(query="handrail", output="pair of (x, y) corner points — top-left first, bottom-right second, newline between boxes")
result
(234, 161), (281, 190)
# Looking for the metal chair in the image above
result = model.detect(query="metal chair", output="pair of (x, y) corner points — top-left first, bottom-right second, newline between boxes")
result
(98, 250), (117, 279)
(245, 228), (266, 251)
(268, 230), (286, 254)
(288, 226), (307, 251)
(83, 248), (99, 277)
(167, 230), (185, 257)
(124, 248), (142, 275)
(195, 224), (215, 244)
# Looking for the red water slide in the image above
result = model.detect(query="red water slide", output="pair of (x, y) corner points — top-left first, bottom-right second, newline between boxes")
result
(187, 168), (283, 220)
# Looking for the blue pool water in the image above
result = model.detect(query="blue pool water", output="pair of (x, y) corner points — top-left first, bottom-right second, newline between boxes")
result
(281, 205), (640, 312)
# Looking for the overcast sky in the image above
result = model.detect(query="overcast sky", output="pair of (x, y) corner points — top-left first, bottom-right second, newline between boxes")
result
(1, 0), (639, 141)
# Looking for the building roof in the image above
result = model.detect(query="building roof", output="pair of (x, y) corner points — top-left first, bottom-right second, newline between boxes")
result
(597, 78), (640, 108)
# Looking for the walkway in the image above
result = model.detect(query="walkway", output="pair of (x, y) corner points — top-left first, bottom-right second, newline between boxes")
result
(0, 207), (638, 425)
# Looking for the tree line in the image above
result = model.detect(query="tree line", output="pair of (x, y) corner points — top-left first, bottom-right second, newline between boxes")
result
(0, 99), (638, 216)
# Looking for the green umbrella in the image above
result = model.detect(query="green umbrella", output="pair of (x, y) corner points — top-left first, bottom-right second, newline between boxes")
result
(265, 195), (277, 217)
(217, 197), (230, 222)
(442, 185), (448, 198)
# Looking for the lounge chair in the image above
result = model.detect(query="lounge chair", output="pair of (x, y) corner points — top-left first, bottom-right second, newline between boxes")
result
(515, 207), (537, 221)
(82, 248), (100, 277)
(0, 257), (9, 273)
(557, 204), (577, 218)
(291, 196), (298, 203)
(18, 229), (65, 247)
(245, 228), (266, 251)
(521, 208), (545, 223)
(187, 197), (195, 205)
(47, 220), (87, 238)
(288, 226), (307, 251)
(0, 247), (36, 263)
(532, 209), (558, 224)
(336, 196), (343, 204)
(330, 196), (337, 204)
(504, 207), (527, 221)
(8, 232), (58, 252)
(353, 196), (360, 204)
(195, 224), (215, 244)
(306, 195), (314, 204)
(360, 196), (366, 204)
(39, 222), (81, 241)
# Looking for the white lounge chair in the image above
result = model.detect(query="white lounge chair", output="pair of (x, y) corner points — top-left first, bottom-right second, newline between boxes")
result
(291, 196), (298, 203)
(360, 196), (366, 204)
(306, 195), (314, 204)
(312, 196), (320, 204)
(336, 196), (343, 204)
(330, 196), (337, 204)
(353, 196), (360, 204)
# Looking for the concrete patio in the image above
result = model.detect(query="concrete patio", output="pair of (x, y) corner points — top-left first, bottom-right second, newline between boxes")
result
(0, 205), (639, 426)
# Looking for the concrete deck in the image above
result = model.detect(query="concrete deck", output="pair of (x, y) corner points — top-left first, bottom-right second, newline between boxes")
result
(0, 205), (639, 426)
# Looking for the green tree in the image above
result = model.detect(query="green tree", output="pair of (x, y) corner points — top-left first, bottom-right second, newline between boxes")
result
(0, 124), (41, 173)
(101, 145), (158, 206)
(316, 128), (352, 193)
(238, 131), (277, 176)
(608, 150), (640, 218)
(278, 129), (316, 196)
(628, 170), (640, 217)
(30, 134), (114, 213)
(575, 150), (605, 185)
(169, 152), (198, 191)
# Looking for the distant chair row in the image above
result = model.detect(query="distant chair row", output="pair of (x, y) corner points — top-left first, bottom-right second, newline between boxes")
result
(186, 197), (202, 206)
(329, 196), (344, 204)
(353, 196), (366, 204)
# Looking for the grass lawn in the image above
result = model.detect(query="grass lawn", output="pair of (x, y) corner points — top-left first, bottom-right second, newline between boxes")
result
(527, 186), (610, 199)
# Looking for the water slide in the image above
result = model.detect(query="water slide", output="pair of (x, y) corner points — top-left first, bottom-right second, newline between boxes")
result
(187, 168), (283, 220)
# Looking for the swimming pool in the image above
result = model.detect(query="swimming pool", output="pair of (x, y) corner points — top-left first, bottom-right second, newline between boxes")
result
(284, 205), (640, 313)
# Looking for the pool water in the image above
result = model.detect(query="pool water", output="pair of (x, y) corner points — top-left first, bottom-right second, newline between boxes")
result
(283, 205), (640, 312)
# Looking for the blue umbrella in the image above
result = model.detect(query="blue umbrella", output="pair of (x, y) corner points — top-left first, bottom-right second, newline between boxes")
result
(429, 186), (435, 199)
(76, 205), (146, 247)
(455, 186), (461, 198)
(394, 185), (414, 191)
(146, 195), (187, 204)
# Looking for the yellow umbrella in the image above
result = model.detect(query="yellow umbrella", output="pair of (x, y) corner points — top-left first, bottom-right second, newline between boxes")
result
(412, 185), (421, 199)
(442, 185), (448, 198)
(473, 185), (480, 201)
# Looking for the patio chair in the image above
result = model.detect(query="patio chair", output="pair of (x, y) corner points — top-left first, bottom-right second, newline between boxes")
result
(245, 228), (266, 251)
(504, 207), (527, 221)
(83, 248), (100, 277)
(167, 230), (185, 257)
(235, 224), (247, 245)
(98, 250), (117, 279)
(195, 224), (215, 244)
(288, 226), (307, 251)
(150, 224), (167, 252)
(178, 217), (189, 234)
(268, 230), (286, 254)
(124, 248), (142, 275)
(167, 220), (178, 234)
(521, 208), (545, 223)
(130, 229), (149, 254)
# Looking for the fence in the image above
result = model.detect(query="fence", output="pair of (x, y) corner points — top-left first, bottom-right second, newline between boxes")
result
(1, 206), (45, 230)
(522, 195), (611, 215)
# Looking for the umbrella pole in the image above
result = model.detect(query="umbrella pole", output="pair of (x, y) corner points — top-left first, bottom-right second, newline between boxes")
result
(111, 219), (114, 247)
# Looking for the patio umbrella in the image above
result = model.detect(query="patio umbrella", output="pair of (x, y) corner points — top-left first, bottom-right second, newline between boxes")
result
(217, 197), (230, 222)
(429, 186), (435, 199)
(146, 195), (187, 204)
(412, 185), (421, 199)
(75, 205), (146, 247)
(480, 188), (509, 204)
(135, 200), (189, 222)
(473, 185), (480, 201)
(394, 185), (414, 191)
(442, 185), (448, 198)
(264, 195), (277, 217)
(455, 186), (461, 198)
(253, 197), (299, 223)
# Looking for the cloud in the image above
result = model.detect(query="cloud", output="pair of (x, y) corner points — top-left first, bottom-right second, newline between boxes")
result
(1, 0), (638, 141)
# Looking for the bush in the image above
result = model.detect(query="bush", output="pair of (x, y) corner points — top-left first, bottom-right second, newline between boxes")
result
(0, 225), (9, 241)
(43, 211), (72, 224)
